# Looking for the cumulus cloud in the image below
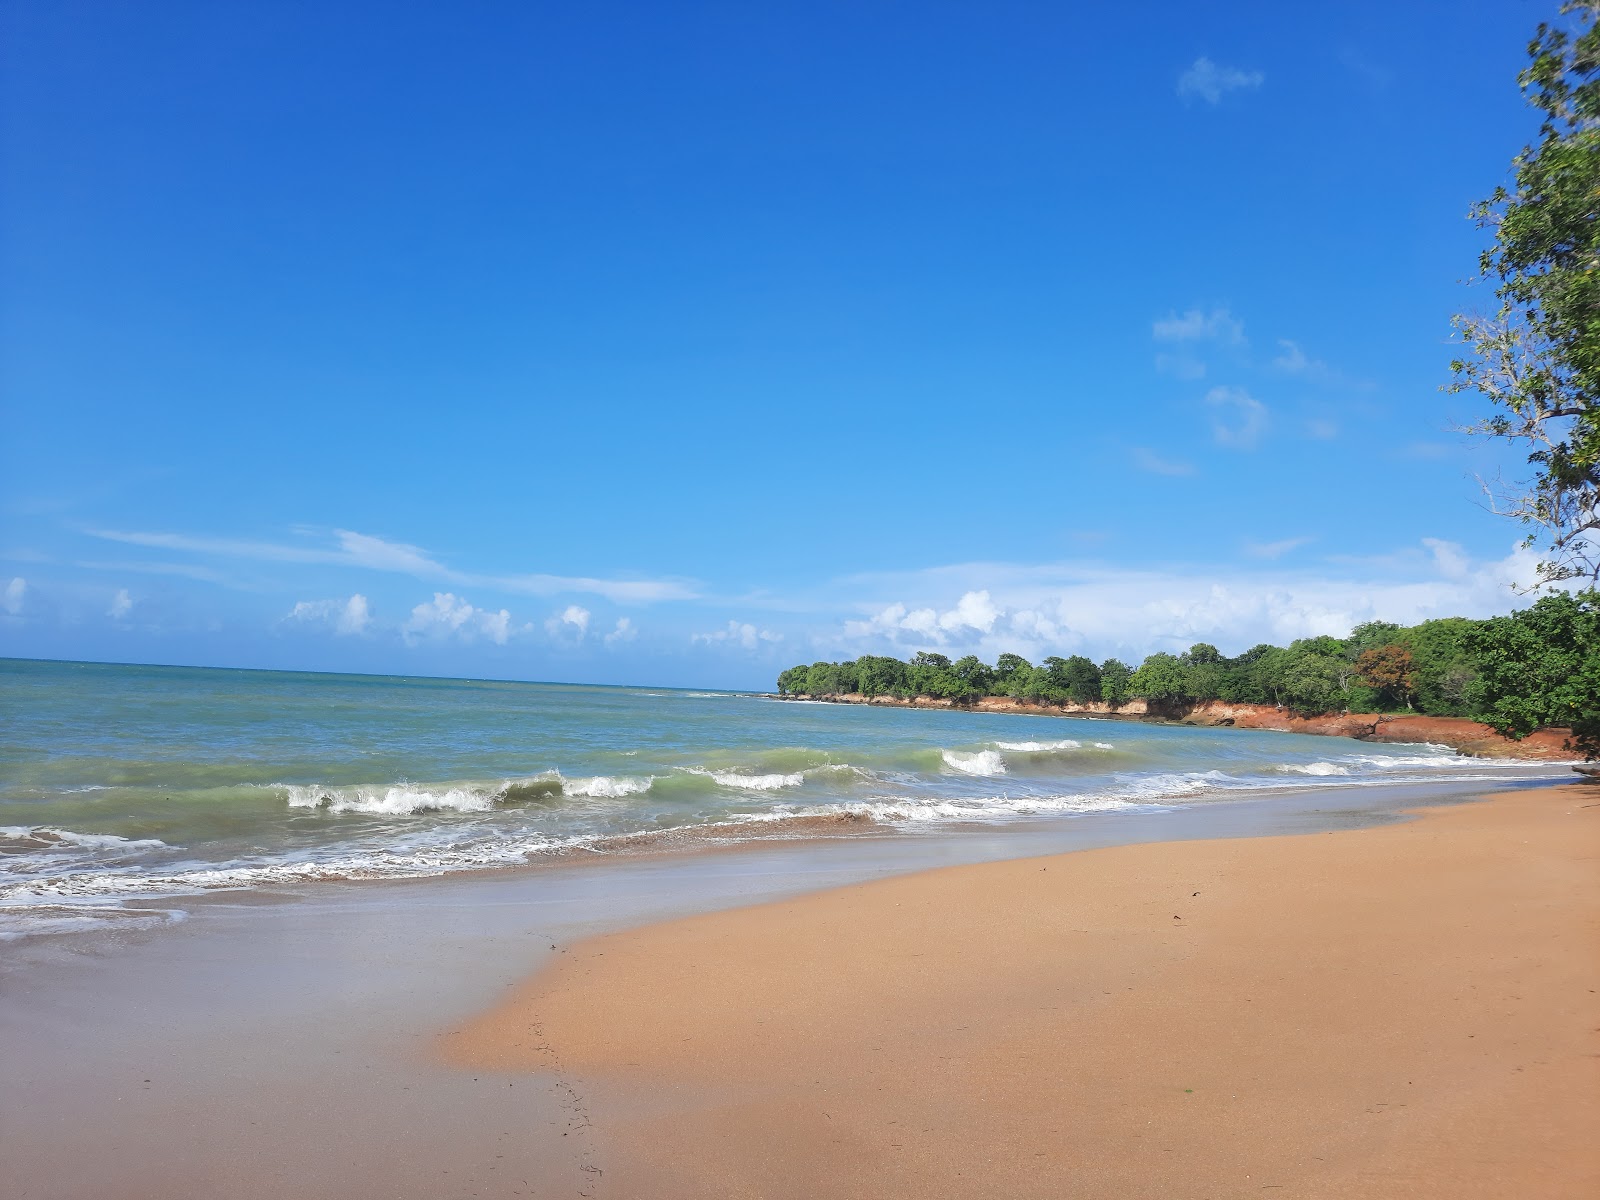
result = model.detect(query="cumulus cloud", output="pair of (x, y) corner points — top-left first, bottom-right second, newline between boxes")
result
(287, 594), (372, 636)
(4, 577), (27, 615)
(1177, 57), (1264, 105)
(692, 620), (783, 650)
(1153, 307), (1244, 345)
(1131, 447), (1196, 477)
(1205, 385), (1267, 449)
(545, 605), (591, 638)
(108, 589), (133, 620)
(603, 617), (638, 646)
(826, 541), (1555, 664)
(405, 593), (515, 645)
(843, 590), (1001, 646)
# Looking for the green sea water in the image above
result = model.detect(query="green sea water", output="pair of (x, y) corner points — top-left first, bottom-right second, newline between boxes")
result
(0, 657), (1561, 940)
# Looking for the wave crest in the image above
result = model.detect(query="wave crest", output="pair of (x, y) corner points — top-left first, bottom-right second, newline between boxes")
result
(941, 749), (1006, 776)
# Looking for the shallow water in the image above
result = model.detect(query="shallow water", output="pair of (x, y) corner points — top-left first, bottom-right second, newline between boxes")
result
(0, 657), (1568, 940)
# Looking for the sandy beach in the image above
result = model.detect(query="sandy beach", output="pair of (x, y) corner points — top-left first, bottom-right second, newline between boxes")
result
(444, 782), (1600, 1199)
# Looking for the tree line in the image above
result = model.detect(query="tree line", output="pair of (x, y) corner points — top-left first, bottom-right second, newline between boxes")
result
(777, 590), (1599, 757)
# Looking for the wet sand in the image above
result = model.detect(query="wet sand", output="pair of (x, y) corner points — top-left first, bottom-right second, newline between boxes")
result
(444, 783), (1600, 1198)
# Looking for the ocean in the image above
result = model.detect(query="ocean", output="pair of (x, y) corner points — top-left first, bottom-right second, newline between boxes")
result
(0, 657), (1562, 941)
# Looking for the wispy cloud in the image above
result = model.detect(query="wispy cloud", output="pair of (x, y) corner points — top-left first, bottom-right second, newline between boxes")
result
(108, 588), (133, 620)
(691, 619), (784, 650)
(1177, 57), (1264, 105)
(1242, 536), (1313, 560)
(3, 577), (26, 616)
(1131, 447), (1196, 477)
(1205, 385), (1267, 449)
(603, 617), (638, 647)
(1153, 307), (1245, 345)
(84, 527), (697, 604)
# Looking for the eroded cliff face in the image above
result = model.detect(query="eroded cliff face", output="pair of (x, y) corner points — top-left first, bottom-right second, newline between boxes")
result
(776, 694), (1575, 760)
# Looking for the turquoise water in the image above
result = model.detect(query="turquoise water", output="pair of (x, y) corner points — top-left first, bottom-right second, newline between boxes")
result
(0, 658), (1558, 939)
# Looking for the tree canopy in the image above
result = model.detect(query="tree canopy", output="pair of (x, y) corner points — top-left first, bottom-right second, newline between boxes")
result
(776, 591), (1600, 758)
(1450, 1), (1600, 583)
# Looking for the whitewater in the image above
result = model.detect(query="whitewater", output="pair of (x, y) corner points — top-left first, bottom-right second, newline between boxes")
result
(0, 658), (1569, 940)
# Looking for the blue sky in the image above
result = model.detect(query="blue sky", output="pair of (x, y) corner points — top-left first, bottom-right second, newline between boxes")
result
(0, 0), (1573, 689)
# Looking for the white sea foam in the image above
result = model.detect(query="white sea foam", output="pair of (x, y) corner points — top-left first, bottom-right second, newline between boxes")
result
(706, 769), (806, 791)
(0, 827), (168, 853)
(282, 784), (502, 815)
(993, 739), (1082, 752)
(1279, 762), (1350, 776)
(562, 775), (654, 798)
(941, 749), (1007, 776)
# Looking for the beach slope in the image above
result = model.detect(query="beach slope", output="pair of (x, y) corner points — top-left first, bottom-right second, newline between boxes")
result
(444, 784), (1600, 1198)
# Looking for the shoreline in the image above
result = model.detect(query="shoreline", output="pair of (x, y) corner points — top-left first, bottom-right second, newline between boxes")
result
(769, 691), (1579, 760)
(444, 781), (1600, 1198)
(2, 777), (1574, 1200)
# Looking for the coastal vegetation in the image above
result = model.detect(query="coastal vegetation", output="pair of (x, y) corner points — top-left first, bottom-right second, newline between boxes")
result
(777, 590), (1600, 757)
(1450, 1), (1599, 584)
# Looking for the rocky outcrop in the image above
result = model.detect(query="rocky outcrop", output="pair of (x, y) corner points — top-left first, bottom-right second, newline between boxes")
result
(775, 693), (1575, 761)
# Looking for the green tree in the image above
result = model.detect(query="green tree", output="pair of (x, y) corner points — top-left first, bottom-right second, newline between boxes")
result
(1061, 655), (1102, 703)
(1130, 652), (1189, 704)
(950, 655), (995, 699)
(993, 653), (1032, 691)
(1098, 658), (1134, 706)
(1464, 588), (1600, 758)
(1181, 642), (1226, 701)
(855, 655), (910, 697)
(1449, 2), (1600, 584)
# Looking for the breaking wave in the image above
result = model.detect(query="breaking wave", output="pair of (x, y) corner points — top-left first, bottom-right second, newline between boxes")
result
(941, 749), (1007, 776)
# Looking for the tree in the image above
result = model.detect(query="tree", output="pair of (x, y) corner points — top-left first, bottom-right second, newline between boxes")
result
(950, 655), (995, 699)
(1448, 2), (1600, 584)
(1181, 642), (1226, 700)
(1463, 588), (1600, 758)
(1098, 658), (1133, 706)
(1355, 644), (1418, 710)
(1061, 655), (1102, 704)
(994, 653), (1032, 690)
(856, 655), (910, 697)
(1130, 652), (1189, 704)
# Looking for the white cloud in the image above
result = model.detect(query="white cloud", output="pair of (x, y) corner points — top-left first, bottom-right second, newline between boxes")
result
(1132, 447), (1196, 477)
(1153, 307), (1244, 345)
(3, 577), (25, 615)
(545, 604), (591, 638)
(286, 593), (372, 636)
(604, 617), (638, 646)
(108, 588), (133, 620)
(1271, 339), (1310, 372)
(405, 593), (515, 645)
(1177, 57), (1264, 105)
(842, 590), (1000, 647)
(86, 527), (696, 603)
(826, 542), (1555, 664)
(1205, 385), (1267, 449)
(1307, 418), (1340, 440)
(495, 573), (696, 603)
(692, 619), (783, 650)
